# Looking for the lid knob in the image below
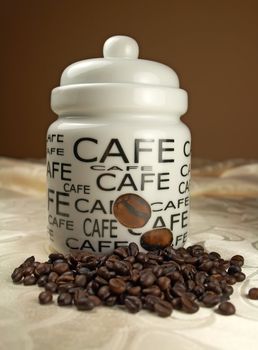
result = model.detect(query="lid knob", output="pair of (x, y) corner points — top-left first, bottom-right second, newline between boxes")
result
(103, 35), (139, 59)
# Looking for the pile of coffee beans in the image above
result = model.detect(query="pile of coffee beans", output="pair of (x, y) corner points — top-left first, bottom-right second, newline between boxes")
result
(11, 243), (255, 317)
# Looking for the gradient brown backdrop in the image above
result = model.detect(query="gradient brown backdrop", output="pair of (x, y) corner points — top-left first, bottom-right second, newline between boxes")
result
(1, 0), (258, 160)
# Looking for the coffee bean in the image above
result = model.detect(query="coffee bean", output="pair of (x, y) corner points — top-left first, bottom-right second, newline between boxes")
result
(11, 267), (24, 283)
(226, 275), (237, 285)
(35, 263), (51, 276)
(140, 228), (173, 251)
(76, 296), (95, 310)
(45, 282), (57, 293)
(23, 275), (37, 285)
(75, 275), (87, 287)
(228, 265), (241, 275)
(140, 271), (156, 287)
(88, 295), (102, 306)
(105, 296), (117, 306)
(109, 278), (126, 294)
(202, 292), (221, 307)
(53, 263), (69, 275)
(153, 299), (173, 317)
(230, 255), (244, 267)
(97, 286), (111, 300)
(157, 276), (171, 290)
(37, 275), (48, 287)
(39, 291), (53, 304)
(218, 302), (236, 315)
(48, 271), (59, 283)
(234, 272), (246, 282)
(124, 296), (142, 313)
(113, 261), (130, 275)
(11, 243), (247, 319)
(142, 285), (161, 297)
(128, 242), (139, 257)
(248, 288), (258, 300)
(113, 193), (151, 229)
(23, 266), (35, 276)
(181, 294), (199, 313)
(49, 253), (64, 262)
(57, 292), (72, 306)
(113, 247), (128, 258)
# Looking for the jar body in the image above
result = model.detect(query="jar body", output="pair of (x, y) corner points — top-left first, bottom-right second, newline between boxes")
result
(47, 114), (191, 254)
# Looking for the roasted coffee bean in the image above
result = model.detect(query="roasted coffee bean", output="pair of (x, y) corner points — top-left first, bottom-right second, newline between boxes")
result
(127, 286), (141, 296)
(113, 261), (130, 275)
(105, 295), (117, 306)
(35, 263), (51, 276)
(95, 276), (108, 286)
(37, 275), (48, 287)
(248, 288), (258, 300)
(140, 271), (156, 287)
(76, 296), (95, 310)
(53, 263), (69, 275)
(124, 296), (142, 313)
(128, 242), (139, 256)
(49, 253), (64, 262)
(202, 292), (221, 307)
(23, 275), (37, 285)
(109, 278), (126, 294)
(57, 273), (75, 284)
(58, 283), (75, 294)
(181, 294), (199, 313)
(171, 297), (182, 310)
(23, 266), (35, 276)
(113, 193), (151, 229)
(45, 282), (57, 293)
(171, 282), (187, 297)
(153, 299), (173, 317)
(226, 275), (237, 285)
(22, 256), (35, 267)
(48, 271), (59, 283)
(228, 265), (241, 275)
(135, 252), (148, 264)
(39, 291), (53, 304)
(199, 261), (213, 272)
(157, 276), (171, 290)
(88, 295), (102, 306)
(75, 275), (87, 287)
(205, 282), (222, 294)
(218, 302), (236, 315)
(97, 266), (112, 280)
(221, 284), (233, 296)
(142, 285), (161, 297)
(208, 252), (221, 260)
(58, 292), (72, 306)
(11, 267), (24, 283)
(11, 243), (247, 319)
(234, 272), (246, 282)
(230, 255), (244, 267)
(113, 247), (128, 258)
(97, 285), (111, 300)
(195, 271), (208, 285)
(143, 295), (161, 311)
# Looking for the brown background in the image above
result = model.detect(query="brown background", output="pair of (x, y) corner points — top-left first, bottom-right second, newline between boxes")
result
(1, 0), (258, 160)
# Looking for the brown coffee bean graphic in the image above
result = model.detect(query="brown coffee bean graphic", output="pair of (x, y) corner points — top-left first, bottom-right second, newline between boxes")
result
(140, 228), (173, 251)
(113, 193), (151, 228)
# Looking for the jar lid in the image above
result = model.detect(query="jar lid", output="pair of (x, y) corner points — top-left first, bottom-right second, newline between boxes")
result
(51, 35), (187, 116)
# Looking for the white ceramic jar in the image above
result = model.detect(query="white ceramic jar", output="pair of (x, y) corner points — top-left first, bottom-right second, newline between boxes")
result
(47, 35), (191, 254)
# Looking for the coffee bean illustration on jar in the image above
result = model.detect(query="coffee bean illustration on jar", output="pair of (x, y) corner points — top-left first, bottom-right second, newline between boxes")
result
(140, 228), (173, 251)
(113, 193), (173, 251)
(113, 193), (151, 229)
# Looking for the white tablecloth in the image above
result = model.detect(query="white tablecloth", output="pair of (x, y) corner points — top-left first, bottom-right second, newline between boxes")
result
(0, 158), (258, 350)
